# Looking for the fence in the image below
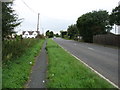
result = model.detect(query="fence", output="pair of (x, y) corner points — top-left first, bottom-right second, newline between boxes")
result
(93, 34), (120, 47)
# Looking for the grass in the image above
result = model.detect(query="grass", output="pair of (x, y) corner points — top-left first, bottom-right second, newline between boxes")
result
(46, 39), (115, 88)
(2, 38), (41, 63)
(2, 39), (45, 88)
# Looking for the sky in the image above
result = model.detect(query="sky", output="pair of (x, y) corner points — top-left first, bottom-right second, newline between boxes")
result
(13, 0), (120, 35)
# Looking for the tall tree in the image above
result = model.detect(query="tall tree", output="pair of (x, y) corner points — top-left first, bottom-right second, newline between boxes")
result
(76, 10), (110, 42)
(67, 24), (78, 39)
(109, 5), (120, 25)
(2, 2), (21, 39)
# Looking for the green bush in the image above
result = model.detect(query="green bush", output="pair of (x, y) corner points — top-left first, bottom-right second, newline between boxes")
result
(2, 38), (41, 64)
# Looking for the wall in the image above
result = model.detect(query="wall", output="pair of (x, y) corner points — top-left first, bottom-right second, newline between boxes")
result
(93, 34), (120, 47)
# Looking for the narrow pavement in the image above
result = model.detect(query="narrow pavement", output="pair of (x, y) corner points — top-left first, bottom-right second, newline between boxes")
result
(26, 40), (47, 88)
(54, 38), (119, 87)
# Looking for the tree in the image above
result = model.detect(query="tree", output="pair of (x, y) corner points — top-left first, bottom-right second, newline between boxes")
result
(109, 5), (120, 25)
(67, 24), (78, 39)
(49, 31), (54, 38)
(54, 33), (60, 37)
(46, 30), (50, 37)
(45, 30), (54, 38)
(2, 2), (22, 39)
(76, 10), (110, 42)
(60, 31), (67, 38)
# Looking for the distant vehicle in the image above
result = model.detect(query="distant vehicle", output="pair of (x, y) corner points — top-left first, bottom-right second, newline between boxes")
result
(53, 36), (56, 39)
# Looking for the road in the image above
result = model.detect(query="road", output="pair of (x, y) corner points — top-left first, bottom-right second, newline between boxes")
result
(54, 38), (119, 87)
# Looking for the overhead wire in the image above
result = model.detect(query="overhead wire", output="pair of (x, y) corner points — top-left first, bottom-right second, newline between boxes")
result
(18, 0), (42, 32)
(20, 0), (38, 14)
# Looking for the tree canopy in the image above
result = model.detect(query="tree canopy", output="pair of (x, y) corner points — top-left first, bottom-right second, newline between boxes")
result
(76, 10), (110, 42)
(67, 24), (78, 39)
(60, 31), (67, 38)
(109, 5), (120, 25)
(2, 2), (22, 39)
(54, 33), (60, 37)
(46, 30), (54, 38)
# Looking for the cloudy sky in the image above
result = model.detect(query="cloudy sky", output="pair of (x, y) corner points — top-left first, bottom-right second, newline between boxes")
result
(13, 0), (119, 34)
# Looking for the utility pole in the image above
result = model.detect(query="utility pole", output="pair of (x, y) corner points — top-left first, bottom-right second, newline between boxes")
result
(42, 27), (44, 35)
(37, 13), (40, 31)
(115, 24), (116, 34)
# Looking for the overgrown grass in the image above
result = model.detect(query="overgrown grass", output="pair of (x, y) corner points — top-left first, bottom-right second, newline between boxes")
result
(2, 39), (41, 63)
(46, 39), (115, 88)
(2, 39), (45, 88)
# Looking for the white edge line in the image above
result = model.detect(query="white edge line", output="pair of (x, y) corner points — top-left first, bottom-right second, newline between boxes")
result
(57, 43), (119, 89)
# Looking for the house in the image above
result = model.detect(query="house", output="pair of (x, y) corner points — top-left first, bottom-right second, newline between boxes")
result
(22, 31), (40, 38)
(111, 24), (120, 35)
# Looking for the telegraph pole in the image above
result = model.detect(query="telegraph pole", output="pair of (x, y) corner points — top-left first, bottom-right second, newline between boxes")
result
(37, 13), (40, 31)
(115, 24), (116, 34)
(42, 27), (44, 36)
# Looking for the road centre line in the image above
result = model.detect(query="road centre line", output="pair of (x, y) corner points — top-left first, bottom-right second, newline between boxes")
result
(88, 47), (95, 51)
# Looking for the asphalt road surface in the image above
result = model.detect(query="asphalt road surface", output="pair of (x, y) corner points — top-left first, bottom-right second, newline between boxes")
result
(54, 38), (119, 87)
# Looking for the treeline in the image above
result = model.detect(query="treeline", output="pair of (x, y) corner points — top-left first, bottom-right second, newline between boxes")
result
(61, 5), (120, 43)
(46, 30), (60, 38)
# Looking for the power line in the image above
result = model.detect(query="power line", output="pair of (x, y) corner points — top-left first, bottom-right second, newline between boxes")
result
(20, 0), (41, 33)
(21, 0), (38, 14)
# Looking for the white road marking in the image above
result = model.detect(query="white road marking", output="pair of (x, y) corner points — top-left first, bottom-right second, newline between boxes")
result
(57, 43), (119, 89)
(88, 47), (95, 51)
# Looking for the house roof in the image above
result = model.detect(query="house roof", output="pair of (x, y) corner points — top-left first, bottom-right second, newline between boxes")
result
(22, 31), (26, 35)
(28, 31), (34, 35)
(22, 31), (40, 35)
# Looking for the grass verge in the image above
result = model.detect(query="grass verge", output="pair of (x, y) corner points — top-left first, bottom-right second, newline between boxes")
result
(2, 39), (45, 88)
(46, 39), (115, 88)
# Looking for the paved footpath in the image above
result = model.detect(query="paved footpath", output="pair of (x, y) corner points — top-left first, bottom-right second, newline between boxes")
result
(26, 40), (47, 88)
